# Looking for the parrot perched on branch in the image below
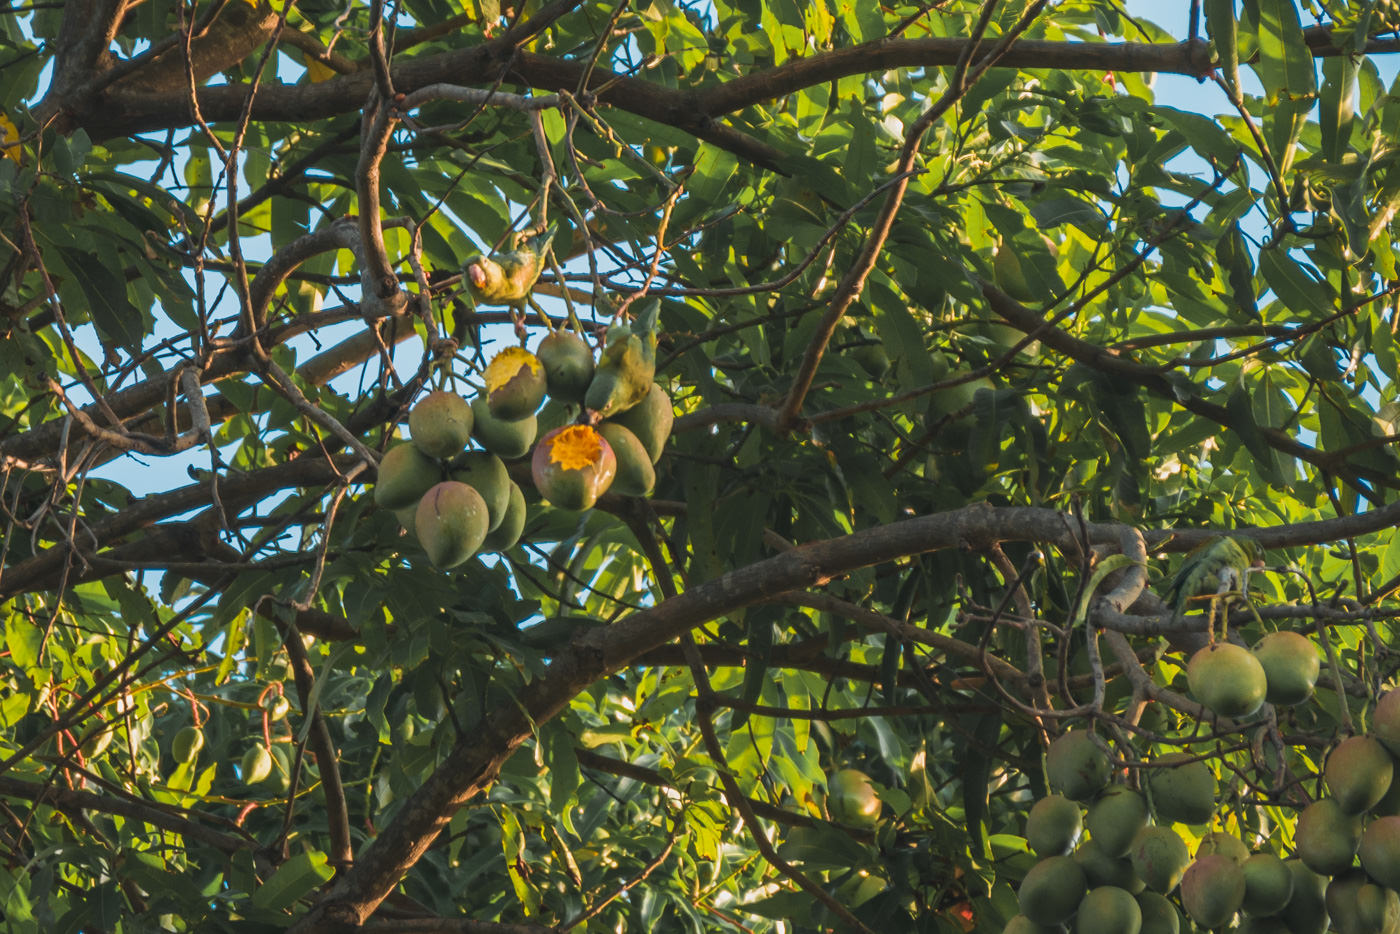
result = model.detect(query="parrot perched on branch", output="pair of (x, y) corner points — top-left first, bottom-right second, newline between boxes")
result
(1162, 535), (1264, 623)
(584, 299), (659, 420)
(463, 224), (558, 308)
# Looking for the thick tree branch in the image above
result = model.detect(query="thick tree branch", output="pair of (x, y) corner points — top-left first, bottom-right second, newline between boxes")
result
(0, 775), (250, 854)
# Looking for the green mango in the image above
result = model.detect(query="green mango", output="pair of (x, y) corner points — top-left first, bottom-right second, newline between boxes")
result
(471, 396), (537, 460)
(449, 451), (511, 532)
(374, 443), (441, 509)
(597, 422), (655, 496)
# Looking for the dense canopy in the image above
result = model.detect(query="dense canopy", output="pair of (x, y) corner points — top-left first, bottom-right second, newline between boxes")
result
(4, 1), (1400, 932)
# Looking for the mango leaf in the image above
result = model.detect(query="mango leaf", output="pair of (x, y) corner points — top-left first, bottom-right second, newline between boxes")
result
(1320, 54), (1358, 164)
(1249, 0), (1317, 106)
(250, 850), (333, 912)
(1258, 248), (1333, 318)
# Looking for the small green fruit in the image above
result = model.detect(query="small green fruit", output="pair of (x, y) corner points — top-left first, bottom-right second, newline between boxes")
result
(1017, 855), (1087, 926)
(597, 422), (655, 497)
(609, 382), (674, 464)
(1128, 826), (1190, 895)
(1086, 785), (1149, 858)
(241, 745), (273, 784)
(172, 726), (204, 762)
(1136, 891), (1181, 934)
(1026, 794), (1083, 856)
(1074, 885), (1142, 934)
(1358, 815), (1400, 889)
(449, 451), (511, 531)
(1196, 831), (1249, 864)
(1188, 642), (1267, 718)
(536, 330), (595, 404)
(1376, 691), (1400, 757)
(484, 347), (547, 421)
(264, 695), (291, 721)
(415, 481), (490, 569)
(1075, 836), (1145, 893)
(482, 482), (527, 552)
(1046, 731), (1111, 802)
(1241, 852), (1293, 917)
(1180, 853), (1246, 930)
(470, 396), (538, 460)
(267, 745), (292, 792)
(374, 443), (441, 509)
(1147, 752), (1216, 825)
(1295, 798), (1362, 875)
(81, 726), (114, 758)
(1326, 870), (1400, 934)
(1280, 860), (1328, 934)
(1325, 735), (1394, 815)
(1252, 631), (1320, 706)
(826, 768), (881, 828)
(394, 502), (419, 537)
(408, 390), (473, 459)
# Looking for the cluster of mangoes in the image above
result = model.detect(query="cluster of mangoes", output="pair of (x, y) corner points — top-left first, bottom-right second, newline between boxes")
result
(372, 327), (673, 569)
(1005, 689), (1400, 934)
(1187, 630), (1321, 719)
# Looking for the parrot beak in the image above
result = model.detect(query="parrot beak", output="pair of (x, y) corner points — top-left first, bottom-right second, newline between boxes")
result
(467, 263), (487, 289)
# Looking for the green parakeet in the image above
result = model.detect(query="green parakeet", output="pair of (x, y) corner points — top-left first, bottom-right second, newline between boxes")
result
(584, 299), (659, 420)
(463, 225), (557, 307)
(1163, 535), (1264, 621)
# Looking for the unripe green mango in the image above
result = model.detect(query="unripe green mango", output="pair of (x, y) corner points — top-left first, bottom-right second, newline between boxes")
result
(450, 451), (511, 532)
(1359, 815), (1400, 889)
(1146, 752), (1216, 825)
(1086, 786), (1148, 858)
(485, 347), (547, 421)
(409, 390), (473, 459)
(471, 396), (538, 460)
(536, 330), (595, 404)
(1376, 691), (1400, 757)
(1046, 731), (1111, 803)
(1075, 836), (1145, 893)
(608, 382), (674, 464)
(1129, 826), (1189, 895)
(597, 422), (655, 497)
(1252, 630), (1320, 706)
(482, 482), (527, 552)
(1136, 891), (1181, 934)
(1074, 885), (1142, 934)
(1280, 860), (1329, 934)
(1241, 852), (1293, 917)
(1180, 854), (1245, 930)
(415, 481), (489, 569)
(374, 443), (441, 509)
(1017, 855), (1086, 926)
(1026, 794), (1082, 856)
(1295, 798), (1361, 875)
(1188, 642), (1267, 719)
(1196, 831), (1249, 864)
(1326, 736), (1394, 815)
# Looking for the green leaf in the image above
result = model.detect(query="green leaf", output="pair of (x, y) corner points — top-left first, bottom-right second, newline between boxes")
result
(1205, 0), (1240, 94)
(1381, 528), (1400, 585)
(1249, 0), (1318, 106)
(47, 244), (145, 351)
(1258, 248), (1333, 318)
(1153, 106), (1239, 167)
(250, 850), (333, 911)
(1320, 53), (1358, 163)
